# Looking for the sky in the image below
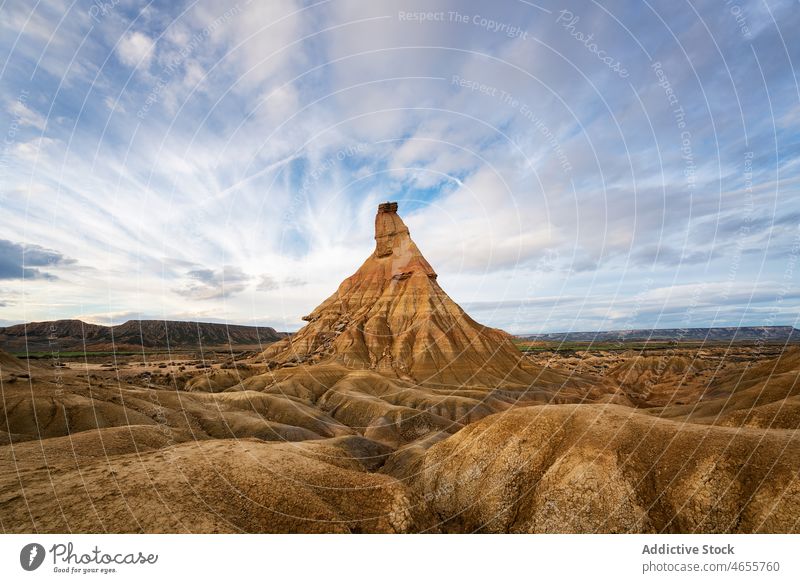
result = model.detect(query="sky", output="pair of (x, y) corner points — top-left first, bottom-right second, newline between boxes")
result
(0, 0), (798, 334)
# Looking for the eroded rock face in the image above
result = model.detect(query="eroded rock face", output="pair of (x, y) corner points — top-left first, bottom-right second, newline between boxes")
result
(4, 202), (799, 534)
(260, 202), (532, 387)
(0, 435), (419, 533)
(412, 405), (800, 533)
(0, 349), (32, 380)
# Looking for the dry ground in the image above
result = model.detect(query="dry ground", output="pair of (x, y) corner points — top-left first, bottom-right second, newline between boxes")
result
(1, 343), (798, 533)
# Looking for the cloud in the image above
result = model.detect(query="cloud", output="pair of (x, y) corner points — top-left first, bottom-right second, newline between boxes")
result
(11, 137), (58, 162)
(257, 275), (308, 291)
(0, 239), (75, 280)
(464, 280), (800, 334)
(569, 256), (599, 273)
(257, 275), (279, 291)
(284, 277), (307, 287)
(1, 0), (799, 332)
(103, 95), (125, 113)
(174, 265), (252, 300)
(7, 99), (46, 130)
(256, 84), (299, 125)
(631, 245), (709, 267)
(116, 31), (155, 69)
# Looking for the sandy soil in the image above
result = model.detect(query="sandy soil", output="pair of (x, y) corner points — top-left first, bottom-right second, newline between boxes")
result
(1, 343), (798, 533)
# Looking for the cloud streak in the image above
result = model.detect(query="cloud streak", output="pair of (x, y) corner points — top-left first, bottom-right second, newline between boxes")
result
(174, 265), (251, 300)
(0, 0), (797, 332)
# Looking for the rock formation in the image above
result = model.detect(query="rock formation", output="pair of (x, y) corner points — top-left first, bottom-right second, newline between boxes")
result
(260, 202), (531, 387)
(3, 202), (799, 534)
(0, 348), (33, 383)
(411, 403), (800, 533)
(0, 320), (285, 352)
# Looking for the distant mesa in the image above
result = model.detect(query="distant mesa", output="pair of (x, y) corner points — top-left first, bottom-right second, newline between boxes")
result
(0, 320), (287, 353)
(520, 326), (800, 344)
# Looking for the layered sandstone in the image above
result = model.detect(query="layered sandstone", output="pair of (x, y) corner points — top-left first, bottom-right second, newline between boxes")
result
(3, 202), (799, 534)
(260, 202), (532, 387)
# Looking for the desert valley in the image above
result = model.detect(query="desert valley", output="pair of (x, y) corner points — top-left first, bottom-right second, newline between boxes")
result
(1, 203), (799, 534)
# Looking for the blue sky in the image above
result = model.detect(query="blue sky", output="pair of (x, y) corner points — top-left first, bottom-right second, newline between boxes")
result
(0, 0), (798, 333)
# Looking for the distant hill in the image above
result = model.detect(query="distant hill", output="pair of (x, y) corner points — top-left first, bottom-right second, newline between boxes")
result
(517, 326), (800, 344)
(0, 319), (288, 353)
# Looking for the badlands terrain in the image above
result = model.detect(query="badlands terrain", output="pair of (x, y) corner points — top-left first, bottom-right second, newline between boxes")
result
(1, 202), (799, 533)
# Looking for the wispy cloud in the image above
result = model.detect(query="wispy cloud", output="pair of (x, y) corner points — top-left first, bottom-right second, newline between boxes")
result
(174, 265), (252, 300)
(7, 99), (45, 130)
(116, 31), (156, 69)
(257, 275), (307, 291)
(0, 0), (798, 332)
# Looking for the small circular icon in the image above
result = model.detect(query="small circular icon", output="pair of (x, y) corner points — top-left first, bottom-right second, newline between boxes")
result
(20, 543), (46, 571)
